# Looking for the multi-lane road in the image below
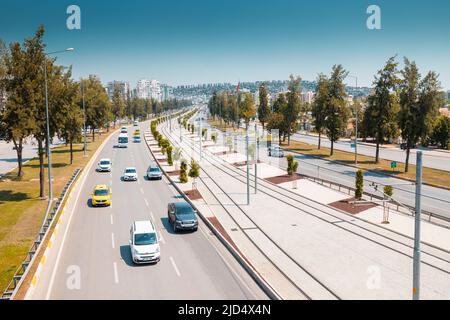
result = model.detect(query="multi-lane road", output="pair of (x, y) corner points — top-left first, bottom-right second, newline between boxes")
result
(291, 133), (450, 172)
(27, 122), (267, 300)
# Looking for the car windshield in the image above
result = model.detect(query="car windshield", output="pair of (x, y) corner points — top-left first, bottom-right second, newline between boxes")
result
(176, 205), (195, 216)
(94, 189), (109, 196)
(100, 161), (110, 165)
(150, 167), (160, 172)
(126, 169), (136, 174)
(134, 233), (157, 246)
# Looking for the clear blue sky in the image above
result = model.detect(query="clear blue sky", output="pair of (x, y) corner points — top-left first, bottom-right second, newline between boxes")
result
(1, 0), (449, 89)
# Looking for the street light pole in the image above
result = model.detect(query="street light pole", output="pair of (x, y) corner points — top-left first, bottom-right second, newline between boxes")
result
(412, 151), (423, 300)
(81, 78), (87, 157)
(246, 123), (250, 205)
(43, 48), (74, 203)
(348, 75), (359, 165)
(254, 121), (258, 194)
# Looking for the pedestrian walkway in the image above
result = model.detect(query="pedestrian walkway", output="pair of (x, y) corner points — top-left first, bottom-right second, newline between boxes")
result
(153, 117), (450, 300)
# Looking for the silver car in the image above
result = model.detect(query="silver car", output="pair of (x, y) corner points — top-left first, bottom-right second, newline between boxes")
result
(147, 165), (162, 180)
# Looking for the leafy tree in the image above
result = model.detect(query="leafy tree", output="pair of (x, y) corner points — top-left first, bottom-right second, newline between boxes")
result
(80, 75), (111, 142)
(398, 58), (441, 172)
(57, 75), (83, 164)
(111, 83), (125, 128)
(189, 159), (200, 189)
(266, 113), (285, 145)
(202, 128), (208, 140)
(239, 92), (256, 129)
(0, 37), (35, 177)
(311, 73), (329, 150)
(363, 57), (400, 163)
(324, 65), (350, 156)
(258, 83), (271, 131)
(284, 75), (302, 145)
(431, 116), (450, 149)
(355, 170), (364, 199)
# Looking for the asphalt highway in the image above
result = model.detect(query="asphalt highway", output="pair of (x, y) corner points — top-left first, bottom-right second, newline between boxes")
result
(29, 122), (267, 300)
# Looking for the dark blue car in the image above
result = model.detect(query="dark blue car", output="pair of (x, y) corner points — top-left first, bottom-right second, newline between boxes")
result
(167, 202), (198, 232)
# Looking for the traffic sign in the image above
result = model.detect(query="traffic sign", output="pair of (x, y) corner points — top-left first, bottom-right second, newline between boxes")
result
(391, 161), (397, 169)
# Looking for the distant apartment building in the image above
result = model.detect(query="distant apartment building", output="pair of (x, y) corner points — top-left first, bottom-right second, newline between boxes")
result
(106, 81), (130, 100)
(161, 84), (173, 101)
(301, 91), (315, 104)
(136, 79), (162, 101)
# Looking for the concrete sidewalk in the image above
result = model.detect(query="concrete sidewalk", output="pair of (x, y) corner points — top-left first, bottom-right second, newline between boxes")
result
(158, 118), (450, 300)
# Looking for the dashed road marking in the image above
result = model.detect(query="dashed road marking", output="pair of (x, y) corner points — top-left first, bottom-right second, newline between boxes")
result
(113, 262), (119, 284)
(140, 188), (144, 195)
(144, 199), (149, 207)
(170, 257), (181, 277)
(110, 214), (114, 225)
(150, 211), (155, 221)
(111, 233), (115, 249)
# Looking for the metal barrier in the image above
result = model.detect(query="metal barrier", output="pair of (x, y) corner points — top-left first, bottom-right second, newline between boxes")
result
(1, 168), (81, 300)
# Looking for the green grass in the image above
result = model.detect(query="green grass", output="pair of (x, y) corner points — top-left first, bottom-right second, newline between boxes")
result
(0, 130), (114, 293)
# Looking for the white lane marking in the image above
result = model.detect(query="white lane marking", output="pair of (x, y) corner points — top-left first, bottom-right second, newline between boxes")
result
(159, 232), (166, 245)
(150, 211), (155, 221)
(111, 233), (115, 249)
(137, 179), (141, 185)
(110, 214), (114, 225)
(113, 262), (119, 284)
(144, 199), (149, 207)
(140, 188), (144, 195)
(169, 257), (181, 277)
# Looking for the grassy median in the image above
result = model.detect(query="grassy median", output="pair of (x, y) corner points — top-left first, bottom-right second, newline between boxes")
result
(0, 130), (114, 293)
(283, 140), (450, 189)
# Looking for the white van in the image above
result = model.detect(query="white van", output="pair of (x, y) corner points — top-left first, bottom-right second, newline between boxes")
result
(130, 221), (160, 264)
(117, 133), (129, 148)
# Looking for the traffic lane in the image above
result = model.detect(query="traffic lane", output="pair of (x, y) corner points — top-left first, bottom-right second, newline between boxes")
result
(131, 127), (267, 299)
(291, 155), (450, 218)
(42, 132), (119, 299)
(216, 133), (449, 218)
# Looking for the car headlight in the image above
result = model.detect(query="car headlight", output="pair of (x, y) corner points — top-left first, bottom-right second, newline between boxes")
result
(155, 247), (160, 253)
(133, 249), (139, 256)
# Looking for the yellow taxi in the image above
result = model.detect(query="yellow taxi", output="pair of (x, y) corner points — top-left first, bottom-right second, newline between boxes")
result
(91, 184), (112, 207)
(134, 129), (141, 136)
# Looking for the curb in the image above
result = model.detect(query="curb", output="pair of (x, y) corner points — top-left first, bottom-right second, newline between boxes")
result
(144, 125), (282, 301)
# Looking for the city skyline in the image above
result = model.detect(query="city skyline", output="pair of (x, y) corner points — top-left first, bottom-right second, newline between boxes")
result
(1, 0), (450, 90)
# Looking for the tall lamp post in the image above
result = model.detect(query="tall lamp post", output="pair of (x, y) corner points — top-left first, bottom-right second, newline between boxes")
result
(80, 77), (87, 157)
(44, 48), (74, 202)
(348, 75), (359, 165)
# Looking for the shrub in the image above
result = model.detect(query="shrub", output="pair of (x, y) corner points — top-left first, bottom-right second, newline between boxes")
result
(167, 145), (173, 166)
(355, 170), (364, 199)
(179, 160), (188, 183)
(286, 154), (299, 176)
(211, 133), (217, 144)
(384, 185), (394, 198)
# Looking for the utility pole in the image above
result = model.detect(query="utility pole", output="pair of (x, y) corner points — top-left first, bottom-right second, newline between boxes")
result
(254, 122), (258, 194)
(412, 151), (423, 300)
(81, 78), (87, 157)
(199, 113), (203, 161)
(348, 75), (359, 165)
(246, 123), (250, 205)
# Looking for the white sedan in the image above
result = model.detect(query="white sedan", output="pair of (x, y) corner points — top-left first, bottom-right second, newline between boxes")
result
(123, 167), (138, 181)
